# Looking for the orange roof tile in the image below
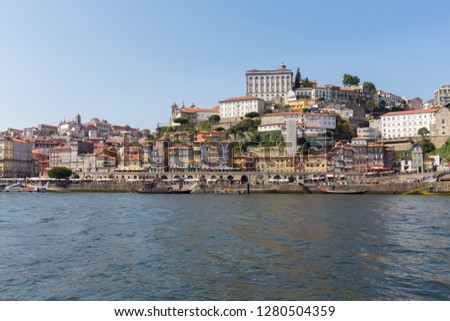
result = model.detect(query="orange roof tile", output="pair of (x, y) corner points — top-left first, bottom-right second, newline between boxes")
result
(382, 108), (440, 117)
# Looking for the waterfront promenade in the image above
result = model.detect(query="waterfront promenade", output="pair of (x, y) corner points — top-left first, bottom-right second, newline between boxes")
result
(5, 170), (447, 194)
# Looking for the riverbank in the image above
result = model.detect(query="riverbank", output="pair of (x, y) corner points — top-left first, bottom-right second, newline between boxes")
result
(39, 180), (450, 195)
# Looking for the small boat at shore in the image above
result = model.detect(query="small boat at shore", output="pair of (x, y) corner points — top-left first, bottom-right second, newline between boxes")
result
(4, 182), (48, 193)
(133, 181), (191, 194)
(319, 189), (367, 194)
(135, 187), (191, 194)
(419, 191), (450, 196)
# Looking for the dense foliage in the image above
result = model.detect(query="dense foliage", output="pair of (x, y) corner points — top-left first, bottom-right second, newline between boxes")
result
(429, 138), (450, 160)
(342, 73), (360, 87)
(47, 166), (73, 179)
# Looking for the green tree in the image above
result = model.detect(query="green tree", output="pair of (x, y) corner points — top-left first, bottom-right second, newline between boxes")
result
(294, 67), (301, 89)
(333, 121), (353, 140)
(208, 114), (221, 124)
(418, 127), (430, 137)
(302, 77), (312, 87)
(47, 166), (72, 179)
(363, 81), (376, 91)
(422, 138), (436, 153)
(245, 111), (260, 118)
(174, 116), (189, 125)
(263, 108), (273, 114)
(342, 74), (360, 87)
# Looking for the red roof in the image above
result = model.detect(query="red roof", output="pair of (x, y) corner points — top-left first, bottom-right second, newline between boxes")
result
(382, 108), (440, 117)
(181, 105), (220, 113)
(262, 111), (302, 117)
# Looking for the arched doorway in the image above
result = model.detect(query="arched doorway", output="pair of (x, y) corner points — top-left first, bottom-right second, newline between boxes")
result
(241, 175), (248, 184)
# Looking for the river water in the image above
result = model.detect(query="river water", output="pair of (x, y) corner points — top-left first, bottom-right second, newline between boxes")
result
(0, 193), (449, 300)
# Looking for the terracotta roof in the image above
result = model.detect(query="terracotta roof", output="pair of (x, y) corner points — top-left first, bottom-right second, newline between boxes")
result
(258, 123), (285, 126)
(382, 108), (440, 117)
(53, 146), (71, 150)
(262, 111), (302, 117)
(181, 106), (220, 113)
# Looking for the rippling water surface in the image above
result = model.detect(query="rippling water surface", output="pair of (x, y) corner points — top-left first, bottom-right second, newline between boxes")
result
(0, 193), (449, 300)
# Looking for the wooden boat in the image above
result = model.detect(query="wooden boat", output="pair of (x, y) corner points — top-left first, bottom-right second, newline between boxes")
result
(133, 181), (191, 194)
(419, 191), (450, 196)
(319, 189), (367, 194)
(135, 187), (191, 194)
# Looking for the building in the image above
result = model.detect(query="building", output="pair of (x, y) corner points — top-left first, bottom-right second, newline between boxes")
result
(83, 118), (112, 138)
(431, 107), (450, 136)
(0, 137), (33, 178)
(168, 144), (194, 171)
(375, 90), (404, 107)
(380, 108), (440, 139)
(49, 141), (94, 171)
(434, 85), (450, 107)
(246, 63), (293, 102)
(411, 143), (424, 173)
(219, 96), (265, 121)
(59, 113), (84, 137)
(408, 97), (423, 110)
(351, 137), (368, 171)
(357, 127), (379, 141)
(171, 103), (220, 125)
(149, 138), (170, 172)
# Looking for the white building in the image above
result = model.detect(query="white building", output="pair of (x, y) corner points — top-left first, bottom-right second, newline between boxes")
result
(295, 85), (359, 103)
(171, 103), (220, 125)
(376, 90), (404, 107)
(380, 108), (440, 139)
(357, 127), (379, 141)
(246, 63), (293, 102)
(434, 85), (450, 107)
(219, 96), (265, 121)
(258, 111), (335, 137)
(303, 113), (336, 131)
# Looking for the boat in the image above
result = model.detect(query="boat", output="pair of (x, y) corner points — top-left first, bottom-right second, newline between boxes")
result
(133, 181), (191, 194)
(419, 191), (450, 196)
(4, 182), (48, 193)
(319, 189), (367, 194)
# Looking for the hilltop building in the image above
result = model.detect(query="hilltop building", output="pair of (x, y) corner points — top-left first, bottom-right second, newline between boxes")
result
(246, 63), (293, 102)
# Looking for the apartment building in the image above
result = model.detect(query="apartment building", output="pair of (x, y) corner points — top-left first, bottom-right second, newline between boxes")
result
(434, 85), (450, 107)
(0, 137), (33, 177)
(380, 108), (439, 139)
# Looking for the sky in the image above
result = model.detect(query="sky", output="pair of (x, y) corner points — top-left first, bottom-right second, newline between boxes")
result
(1, 0), (449, 132)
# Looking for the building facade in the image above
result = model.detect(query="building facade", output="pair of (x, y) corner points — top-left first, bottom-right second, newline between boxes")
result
(380, 108), (439, 139)
(434, 85), (450, 107)
(219, 96), (265, 121)
(0, 138), (33, 177)
(246, 63), (293, 102)
(431, 107), (450, 136)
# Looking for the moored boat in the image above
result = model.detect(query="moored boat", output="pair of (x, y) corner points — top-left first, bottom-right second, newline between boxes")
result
(4, 182), (47, 193)
(319, 189), (367, 194)
(419, 191), (450, 196)
(133, 181), (191, 194)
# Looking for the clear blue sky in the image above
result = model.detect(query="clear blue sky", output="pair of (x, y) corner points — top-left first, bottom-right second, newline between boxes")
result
(1, 0), (449, 131)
